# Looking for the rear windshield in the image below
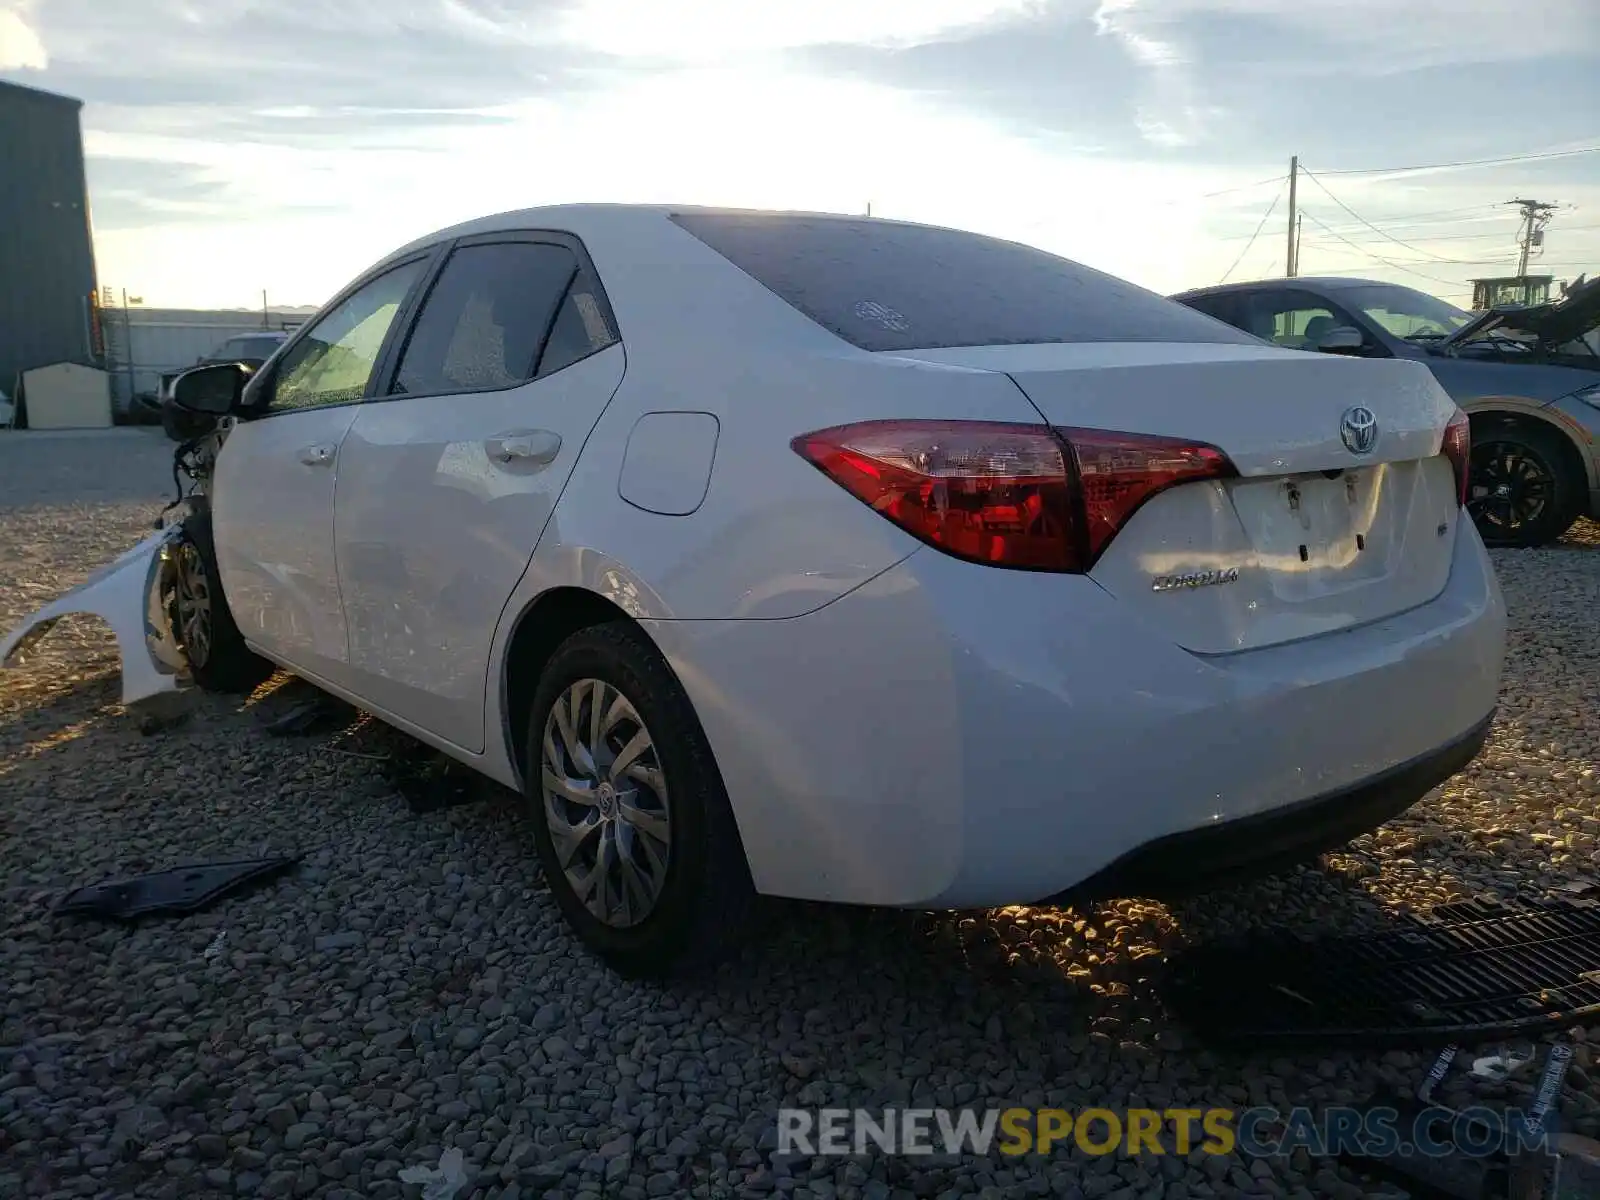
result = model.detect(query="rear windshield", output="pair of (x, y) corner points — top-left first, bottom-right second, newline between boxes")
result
(671, 212), (1256, 353)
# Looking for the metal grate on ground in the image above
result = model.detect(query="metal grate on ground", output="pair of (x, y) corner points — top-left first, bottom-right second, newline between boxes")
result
(1163, 897), (1600, 1047)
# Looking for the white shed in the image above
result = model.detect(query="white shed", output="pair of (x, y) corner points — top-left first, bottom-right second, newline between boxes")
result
(20, 361), (112, 429)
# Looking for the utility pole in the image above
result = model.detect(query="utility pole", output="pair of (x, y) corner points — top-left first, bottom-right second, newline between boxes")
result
(1295, 213), (1303, 275)
(1286, 156), (1298, 277)
(1507, 197), (1557, 277)
(120, 288), (136, 407)
(262, 289), (270, 329)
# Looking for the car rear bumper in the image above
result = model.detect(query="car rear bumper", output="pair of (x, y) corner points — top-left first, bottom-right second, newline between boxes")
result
(1041, 711), (1493, 904)
(651, 516), (1505, 908)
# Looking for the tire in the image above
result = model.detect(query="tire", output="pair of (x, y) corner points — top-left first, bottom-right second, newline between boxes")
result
(1467, 420), (1583, 548)
(525, 621), (757, 978)
(170, 511), (273, 693)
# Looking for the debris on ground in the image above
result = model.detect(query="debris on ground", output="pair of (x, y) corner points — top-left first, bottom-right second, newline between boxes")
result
(1343, 1041), (1577, 1199)
(253, 684), (486, 813)
(397, 1147), (470, 1200)
(1419, 1044), (1460, 1101)
(133, 689), (194, 735)
(258, 694), (351, 737)
(54, 856), (298, 921)
(1473, 1046), (1536, 1082)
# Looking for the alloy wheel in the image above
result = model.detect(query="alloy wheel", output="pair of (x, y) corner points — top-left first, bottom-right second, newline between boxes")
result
(171, 540), (214, 667)
(540, 678), (672, 928)
(1468, 440), (1553, 535)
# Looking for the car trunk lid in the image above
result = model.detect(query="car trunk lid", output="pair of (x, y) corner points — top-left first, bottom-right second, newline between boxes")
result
(886, 341), (1465, 653)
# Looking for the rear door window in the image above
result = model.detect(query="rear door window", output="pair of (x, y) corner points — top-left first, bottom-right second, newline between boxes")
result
(390, 242), (579, 396)
(536, 272), (620, 377)
(671, 212), (1256, 352)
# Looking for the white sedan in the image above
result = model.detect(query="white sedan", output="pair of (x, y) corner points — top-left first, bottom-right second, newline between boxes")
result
(3, 206), (1506, 977)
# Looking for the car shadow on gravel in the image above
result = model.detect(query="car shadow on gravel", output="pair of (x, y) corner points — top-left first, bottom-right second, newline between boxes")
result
(0, 677), (128, 806)
(721, 861), (1397, 1053)
(734, 823), (1580, 1055)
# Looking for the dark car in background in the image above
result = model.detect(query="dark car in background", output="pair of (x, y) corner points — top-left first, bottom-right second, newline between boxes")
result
(161, 332), (290, 441)
(1173, 276), (1600, 547)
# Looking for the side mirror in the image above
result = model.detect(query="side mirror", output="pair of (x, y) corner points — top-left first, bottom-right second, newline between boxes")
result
(171, 362), (253, 414)
(1314, 326), (1366, 356)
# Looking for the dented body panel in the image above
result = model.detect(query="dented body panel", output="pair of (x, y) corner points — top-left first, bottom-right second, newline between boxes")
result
(0, 525), (190, 705)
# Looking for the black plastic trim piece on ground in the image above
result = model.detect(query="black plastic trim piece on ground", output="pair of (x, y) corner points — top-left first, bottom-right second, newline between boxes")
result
(1046, 712), (1495, 904)
(1163, 895), (1600, 1048)
(55, 857), (299, 922)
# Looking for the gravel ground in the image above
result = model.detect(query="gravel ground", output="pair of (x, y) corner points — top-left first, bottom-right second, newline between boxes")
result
(2, 428), (1598, 1200)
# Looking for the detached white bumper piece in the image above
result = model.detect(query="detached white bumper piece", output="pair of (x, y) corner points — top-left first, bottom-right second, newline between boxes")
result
(1, 526), (190, 706)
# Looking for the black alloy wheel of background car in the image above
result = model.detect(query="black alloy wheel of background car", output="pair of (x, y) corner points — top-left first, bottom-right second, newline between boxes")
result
(1467, 421), (1585, 548)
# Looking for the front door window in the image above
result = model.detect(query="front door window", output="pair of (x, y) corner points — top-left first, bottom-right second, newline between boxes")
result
(270, 261), (425, 412)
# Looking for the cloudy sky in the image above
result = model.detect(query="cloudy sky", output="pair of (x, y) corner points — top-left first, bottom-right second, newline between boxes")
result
(3, 0), (1598, 309)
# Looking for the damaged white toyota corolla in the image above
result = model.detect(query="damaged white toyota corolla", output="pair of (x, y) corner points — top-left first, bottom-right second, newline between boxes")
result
(2, 207), (1507, 976)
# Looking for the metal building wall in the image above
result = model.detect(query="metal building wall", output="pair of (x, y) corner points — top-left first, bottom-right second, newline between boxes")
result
(0, 79), (98, 397)
(103, 308), (309, 405)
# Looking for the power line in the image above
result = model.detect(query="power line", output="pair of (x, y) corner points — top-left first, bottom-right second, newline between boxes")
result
(1301, 220), (1599, 253)
(1298, 234), (1521, 265)
(1310, 145), (1600, 177)
(1313, 262), (1591, 274)
(1306, 253), (1510, 267)
(1218, 178), (1287, 283)
(1200, 174), (1287, 200)
(1298, 211), (1466, 287)
(1211, 209), (1513, 244)
(1322, 203), (1504, 226)
(1304, 228), (1519, 246)
(1300, 169), (1467, 263)
(1307, 209), (1512, 237)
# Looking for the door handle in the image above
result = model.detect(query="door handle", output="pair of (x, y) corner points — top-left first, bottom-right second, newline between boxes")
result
(485, 429), (561, 467)
(298, 443), (335, 467)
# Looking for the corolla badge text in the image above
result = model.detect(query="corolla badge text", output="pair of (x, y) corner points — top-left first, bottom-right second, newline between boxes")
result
(1151, 567), (1240, 593)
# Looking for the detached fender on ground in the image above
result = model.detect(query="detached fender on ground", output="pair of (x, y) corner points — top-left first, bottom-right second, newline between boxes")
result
(0, 525), (190, 706)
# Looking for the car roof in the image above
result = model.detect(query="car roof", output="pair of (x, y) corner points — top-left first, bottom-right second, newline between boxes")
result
(1174, 276), (1385, 299)
(376, 203), (985, 269)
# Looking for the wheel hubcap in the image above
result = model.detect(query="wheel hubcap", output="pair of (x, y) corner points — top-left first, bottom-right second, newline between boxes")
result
(171, 541), (213, 667)
(540, 679), (671, 928)
(1468, 441), (1552, 533)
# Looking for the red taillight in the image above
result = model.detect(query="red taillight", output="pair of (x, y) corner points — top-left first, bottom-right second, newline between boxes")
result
(1056, 426), (1237, 563)
(791, 420), (1235, 572)
(1442, 409), (1471, 506)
